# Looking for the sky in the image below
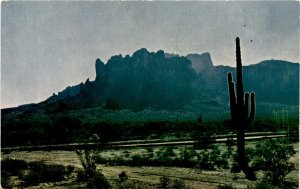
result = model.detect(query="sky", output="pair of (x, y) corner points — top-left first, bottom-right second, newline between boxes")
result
(1, 1), (299, 108)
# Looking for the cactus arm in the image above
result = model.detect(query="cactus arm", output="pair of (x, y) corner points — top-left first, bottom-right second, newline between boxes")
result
(247, 92), (255, 125)
(244, 92), (249, 120)
(227, 72), (237, 120)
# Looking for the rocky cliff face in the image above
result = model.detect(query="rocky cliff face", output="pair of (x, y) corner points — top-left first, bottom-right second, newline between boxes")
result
(98, 48), (197, 110)
(48, 48), (197, 110)
(95, 58), (105, 81)
(186, 52), (214, 73)
(43, 48), (299, 114)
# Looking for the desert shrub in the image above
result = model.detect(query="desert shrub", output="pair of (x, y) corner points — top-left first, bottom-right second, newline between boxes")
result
(1, 158), (28, 176)
(94, 154), (108, 164)
(196, 149), (215, 170)
(115, 179), (149, 189)
(158, 176), (171, 188)
(66, 165), (75, 175)
(147, 151), (155, 159)
(1, 159), (70, 187)
(1, 170), (13, 189)
(179, 147), (196, 161)
(25, 161), (66, 184)
(172, 179), (188, 189)
(164, 146), (176, 157)
(211, 145), (229, 169)
(146, 147), (154, 153)
(109, 156), (127, 166)
(230, 150), (240, 173)
(75, 150), (97, 179)
(225, 133), (235, 158)
(119, 171), (128, 182)
(156, 147), (175, 159)
(76, 169), (88, 182)
(122, 150), (131, 158)
(246, 180), (275, 189)
(218, 183), (236, 189)
(177, 147), (197, 167)
(131, 154), (147, 166)
(76, 149), (111, 188)
(216, 155), (229, 169)
(87, 171), (111, 189)
(196, 145), (228, 171)
(195, 145), (229, 171)
(23, 170), (40, 186)
(252, 139), (296, 185)
(210, 145), (222, 167)
(28, 161), (65, 179)
(194, 132), (214, 149)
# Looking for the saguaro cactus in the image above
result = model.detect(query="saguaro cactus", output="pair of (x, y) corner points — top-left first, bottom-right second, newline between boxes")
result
(227, 37), (256, 180)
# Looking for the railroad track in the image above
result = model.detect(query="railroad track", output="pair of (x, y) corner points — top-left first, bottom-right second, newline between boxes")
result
(2, 131), (288, 152)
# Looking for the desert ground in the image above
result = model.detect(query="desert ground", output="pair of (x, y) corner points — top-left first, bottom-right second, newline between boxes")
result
(2, 142), (298, 189)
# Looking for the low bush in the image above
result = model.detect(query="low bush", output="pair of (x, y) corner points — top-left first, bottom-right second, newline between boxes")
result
(115, 179), (150, 189)
(163, 146), (176, 157)
(87, 171), (111, 189)
(76, 149), (111, 188)
(196, 149), (215, 170)
(66, 165), (75, 174)
(179, 147), (196, 161)
(118, 171), (128, 182)
(75, 150), (97, 179)
(23, 161), (67, 186)
(176, 147), (197, 167)
(94, 154), (108, 164)
(23, 170), (40, 186)
(1, 170), (13, 189)
(29, 161), (66, 182)
(159, 176), (171, 188)
(109, 156), (128, 166)
(172, 179), (188, 189)
(196, 145), (229, 170)
(1, 158), (28, 176)
(1, 158), (73, 187)
(122, 150), (131, 158)
(246, 180), (275, 189)
(76, 169), (88, 182)
(252, 139), (296, 185)
(217, 183), (236, 189)
(146, 147), (154, 153)
(131, 154), (147, 166)
(194, 132), (214, 149)
(115, 171), (150, 189)
(157, 177), (188, 189)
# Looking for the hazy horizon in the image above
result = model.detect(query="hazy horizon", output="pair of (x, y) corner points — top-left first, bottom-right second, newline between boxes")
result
(1, 1), (299, 108)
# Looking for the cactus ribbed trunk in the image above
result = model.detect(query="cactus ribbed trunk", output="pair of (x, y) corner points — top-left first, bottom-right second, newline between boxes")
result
(236, 38), (246, 178)
(227, 37), (256, 180)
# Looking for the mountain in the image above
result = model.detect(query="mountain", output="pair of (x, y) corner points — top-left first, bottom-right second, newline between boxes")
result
(187, 52), (214, 73)
(41, 48), (197, 112)
(2, 48), (299, 118)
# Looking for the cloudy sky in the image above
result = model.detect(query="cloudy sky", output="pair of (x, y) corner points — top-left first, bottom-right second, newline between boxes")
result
(1, 1), (299, 108)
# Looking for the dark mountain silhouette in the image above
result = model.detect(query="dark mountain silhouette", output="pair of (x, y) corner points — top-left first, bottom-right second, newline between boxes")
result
(2, 48), (299, 118)
(44, 48), (197, 111)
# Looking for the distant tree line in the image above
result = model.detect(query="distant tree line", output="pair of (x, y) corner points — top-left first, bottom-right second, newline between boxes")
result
(1, 111), (298, 147)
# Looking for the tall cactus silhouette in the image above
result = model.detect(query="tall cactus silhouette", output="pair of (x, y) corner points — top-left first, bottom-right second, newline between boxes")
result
(227, 37), (256, 180)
